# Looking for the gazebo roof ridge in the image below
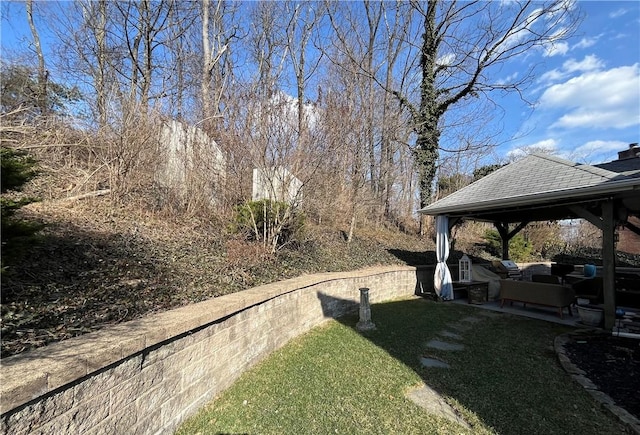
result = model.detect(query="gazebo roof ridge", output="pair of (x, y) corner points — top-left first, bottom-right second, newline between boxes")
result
(538, 153), (621, 179)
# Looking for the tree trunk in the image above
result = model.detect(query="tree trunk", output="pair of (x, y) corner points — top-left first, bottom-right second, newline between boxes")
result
(95, 0), (108, 128)
(141, 0), (153, 112)
(347, 213), (356, 244)
(417, 1), (439, 207)
(202, 0), (212, 127)
(415, 1), (440, 233)
(26, 0), (48, 116)
(364, 2), (380, 200)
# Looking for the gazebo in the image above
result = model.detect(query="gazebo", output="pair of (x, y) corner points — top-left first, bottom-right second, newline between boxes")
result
(419, 151), (640, 329)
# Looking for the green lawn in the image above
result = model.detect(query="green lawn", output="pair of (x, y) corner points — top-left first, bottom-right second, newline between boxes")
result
(176, 298), (627, 435)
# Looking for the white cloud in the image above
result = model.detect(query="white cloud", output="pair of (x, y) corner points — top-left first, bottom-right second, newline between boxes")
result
(539, 69), (564, 83)
(544, 41), (569, 57)
(497, 72), (519, 85)
(574, 140), (628, 155)
(507, 139), (558, 160)
(539, 55), (604, 84)
(562, 55), (604, 73)
(569, 140), (629, 163)
(609, 8), (628, 19)
(540, 64), (640, 129)
(437, 53), (455, 67)
(572, 36), (599, 50)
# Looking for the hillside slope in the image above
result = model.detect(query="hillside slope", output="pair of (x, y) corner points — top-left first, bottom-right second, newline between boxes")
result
(1, 196), (434, 358)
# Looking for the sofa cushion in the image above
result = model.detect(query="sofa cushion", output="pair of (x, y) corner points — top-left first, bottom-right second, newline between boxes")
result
(500, 279), (574, 308)
(532, 274), (561, 285)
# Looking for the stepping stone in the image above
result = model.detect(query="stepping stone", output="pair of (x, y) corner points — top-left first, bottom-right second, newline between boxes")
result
(446, 322), (472, 332)
(406, 383), (471, 430)
(420, 356), (450, 369)
(478, 310), (502, 318)
(438, 330), (463, 340)
(461, 316), (483, 323)
(426, 339), (465, 351)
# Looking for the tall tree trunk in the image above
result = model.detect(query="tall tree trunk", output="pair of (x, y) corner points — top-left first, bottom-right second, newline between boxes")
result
(201, 0), (213, 128)
(202, 0), (231, 133)
(415, 1), (440, 232)
(26, 0), (48, 116)
(296, 52), (305, 142)
(364, 1), (380, 199)
(380, 73), (393, 219)
(95, 0), (108, 128)
(285, 3), (319, 147)
(141, 0), (153, 112)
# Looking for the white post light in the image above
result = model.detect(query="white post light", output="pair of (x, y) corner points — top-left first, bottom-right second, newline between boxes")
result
(459, 255), (472, 282)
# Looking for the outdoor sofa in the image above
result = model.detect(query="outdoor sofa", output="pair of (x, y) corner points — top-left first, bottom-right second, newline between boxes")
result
(499, 279), (575, 318)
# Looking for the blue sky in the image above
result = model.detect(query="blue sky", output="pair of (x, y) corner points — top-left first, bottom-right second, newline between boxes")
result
(499, 1), (640, 164)
(1, 1), (639, 166)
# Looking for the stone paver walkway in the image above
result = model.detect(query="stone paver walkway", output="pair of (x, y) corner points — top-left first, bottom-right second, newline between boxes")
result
(407, 383), (471, 430)
(425, 339), (465, 351)
(411, 305), (640, 433)
(408, 314), (494, 429)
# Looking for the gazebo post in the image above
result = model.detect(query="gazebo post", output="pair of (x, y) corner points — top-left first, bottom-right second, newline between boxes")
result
(494, 221), (530, 260)
(602, 200), (616, 330)
(494, 222), (510, 260)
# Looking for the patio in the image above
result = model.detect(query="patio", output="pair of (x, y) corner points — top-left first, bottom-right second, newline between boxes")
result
(446, 279), (640, 330)
(449, 297), (582, 327)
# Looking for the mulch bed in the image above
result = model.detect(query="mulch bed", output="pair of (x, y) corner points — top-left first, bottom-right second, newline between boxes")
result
(563, 333), (640, 420)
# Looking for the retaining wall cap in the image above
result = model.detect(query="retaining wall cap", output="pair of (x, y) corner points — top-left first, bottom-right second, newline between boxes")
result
(0, 265), (418, 415)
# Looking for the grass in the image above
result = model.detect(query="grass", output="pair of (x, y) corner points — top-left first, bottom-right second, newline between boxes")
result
(176, 299), (628, 435)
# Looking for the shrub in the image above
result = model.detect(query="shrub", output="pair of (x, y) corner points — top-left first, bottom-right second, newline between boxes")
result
(230, 199), (305, 252)
(1, 147), (43, 268)
(1, 147), (38, 191)
(483, 229), (533, 262)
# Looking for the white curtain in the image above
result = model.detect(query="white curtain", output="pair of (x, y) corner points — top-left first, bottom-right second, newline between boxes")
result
(434, 215), (453, 300)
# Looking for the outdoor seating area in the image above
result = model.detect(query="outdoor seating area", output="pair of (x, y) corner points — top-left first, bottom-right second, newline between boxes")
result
(443, 263), (640, 328)
(499, 278), (575, 319)
(567, 272), (640, 309)
(421, 153), (640, 330)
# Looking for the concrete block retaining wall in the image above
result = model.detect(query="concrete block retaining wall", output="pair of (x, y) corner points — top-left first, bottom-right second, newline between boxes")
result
(0, 265), (420, 435)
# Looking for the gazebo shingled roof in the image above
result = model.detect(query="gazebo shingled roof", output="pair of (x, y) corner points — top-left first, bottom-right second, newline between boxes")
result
(420, 153), (640, 223)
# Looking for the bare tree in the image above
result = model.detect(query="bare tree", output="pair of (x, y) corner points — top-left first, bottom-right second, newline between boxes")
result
(49, 0), (113, 130)
(281, 2), (316, 140)
(201, 0), (237, 132)
(379, 2), (413, 220)
(324, 1), (416, 231)
(25, 0), (48, 116)
(164, 1), (198, 122)
(79, 0), (109, 128)
(111, 0), (181, 112)
(391, 0), (580, 220)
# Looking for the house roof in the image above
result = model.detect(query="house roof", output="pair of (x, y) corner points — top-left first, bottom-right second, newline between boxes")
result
(594, 157), (640, 178)
(419, 153), (640, 222)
